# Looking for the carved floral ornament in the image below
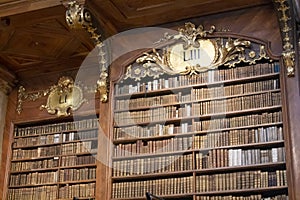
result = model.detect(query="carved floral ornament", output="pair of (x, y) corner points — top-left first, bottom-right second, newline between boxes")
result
(124, 23), (270, 81)
(273, 0), (296, 77)
(17, 76), (93, 117)
(65, 0), (108, 103)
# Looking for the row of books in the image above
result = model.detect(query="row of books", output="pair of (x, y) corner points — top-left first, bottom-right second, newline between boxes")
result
(8, 186), (58, 200)
(113, 135), (284, 158)
(114, 94), (281, 126)
(112, 147), (285, 177)
(193, 126), (283, 149)
(113, 137), (193, 157)
(192, 79), (280, 100)
(195, 170), (287, 192)
(113, 111), (282, 140)
(114, 79), (279, 110)
(193, 92), (281, 115)
(10, 171), (58, 186)
(62, 130), (98, 142)
(12, 146), (61, 160)
(115, 62), (279, 95)
(58, 183), (95, 199)
(12, 145), (98, 161)
(61, 141), (98, 155)
(195, 147), (285, 169)
(13, 130), (98, 148)
(59, 168), (96, 182)
(13, 133), (60, 148)
(112, 154), (193, 177)
(195, 194), (288, 200)
(112, 176), (193, 198)
(14, 118), (99, 137)
(11, 158), (59, 172)
(61, 155), (96, 167)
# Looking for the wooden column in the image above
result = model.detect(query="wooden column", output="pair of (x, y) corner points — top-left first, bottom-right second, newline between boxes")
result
(0, 82), (8, 165)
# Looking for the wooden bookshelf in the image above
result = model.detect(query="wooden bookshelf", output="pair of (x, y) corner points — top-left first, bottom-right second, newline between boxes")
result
(111, 60), (289, 200)
(7, 118), (98, 200)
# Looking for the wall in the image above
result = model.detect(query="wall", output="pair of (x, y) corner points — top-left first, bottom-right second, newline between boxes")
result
(0, 90), (8, 167)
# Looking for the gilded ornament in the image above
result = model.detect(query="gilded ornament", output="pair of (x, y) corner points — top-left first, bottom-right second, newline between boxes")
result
(249, 51), (256, 58)
(282, 51), (295, 76)
(274, 0), (295, 77)
(124, 23), (275, 80)
(17, 76), (88, 116)
(65, 0), (109, 102)
(17, 85), (49, 114)
(124, 23), (274, 81)
(40, 77), (86, 117)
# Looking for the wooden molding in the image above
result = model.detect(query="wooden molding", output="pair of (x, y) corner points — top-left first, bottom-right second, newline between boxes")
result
(0, 65), (16, 94)
(0, 0), (83, 18)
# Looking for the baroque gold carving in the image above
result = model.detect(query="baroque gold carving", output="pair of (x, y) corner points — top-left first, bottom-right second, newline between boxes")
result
(17, 76), (86, 117)
(17, 85), (48, 114)
(125, 23), (269, 81)
(274, 0), (295, 77)
(40, 77), (85, 117)
(65, 0), (108, 102)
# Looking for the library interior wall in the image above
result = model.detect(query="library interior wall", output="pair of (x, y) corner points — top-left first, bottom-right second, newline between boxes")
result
(1, 3), (300, 200)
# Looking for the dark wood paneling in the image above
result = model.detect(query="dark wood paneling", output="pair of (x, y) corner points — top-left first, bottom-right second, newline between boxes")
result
(88, 0), (271, 34)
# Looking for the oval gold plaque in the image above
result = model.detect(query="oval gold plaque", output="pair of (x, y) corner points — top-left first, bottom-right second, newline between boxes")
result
(168, 39), (217, 73)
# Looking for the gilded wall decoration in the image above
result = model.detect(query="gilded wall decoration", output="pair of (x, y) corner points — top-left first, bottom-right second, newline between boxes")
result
(124, 23), (270, 81)
(17, 76), (87, 117)
(65, 0), (108, 102)
(274, 0), (296, 77)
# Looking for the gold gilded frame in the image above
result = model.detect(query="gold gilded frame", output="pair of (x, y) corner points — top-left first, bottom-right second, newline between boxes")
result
(17, 76), (86, 117)
(124, 23), (269, 81)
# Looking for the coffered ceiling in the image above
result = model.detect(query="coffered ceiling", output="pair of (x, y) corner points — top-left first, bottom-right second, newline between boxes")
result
(0, 0), (272, 88)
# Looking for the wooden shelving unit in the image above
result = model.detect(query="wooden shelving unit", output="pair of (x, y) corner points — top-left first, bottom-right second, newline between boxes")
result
(7, 118), (99, 200)
(111, 61), (288, 200)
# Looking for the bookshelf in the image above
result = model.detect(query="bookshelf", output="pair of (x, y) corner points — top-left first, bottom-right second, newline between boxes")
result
(111, 60), (288, 200)
(7, 118), (99, 200)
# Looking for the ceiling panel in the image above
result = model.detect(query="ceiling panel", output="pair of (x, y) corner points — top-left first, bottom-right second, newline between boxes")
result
(0, 0), (274, 87)
(88, 0), (271, 34)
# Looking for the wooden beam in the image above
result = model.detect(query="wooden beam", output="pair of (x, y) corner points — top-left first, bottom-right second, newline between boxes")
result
(0, 0), (84, 18)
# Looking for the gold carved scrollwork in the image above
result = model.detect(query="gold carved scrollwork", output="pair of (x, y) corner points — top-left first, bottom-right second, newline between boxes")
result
(17, 86), (49, 115)
(40, 77), (85, 117)
(17, 76), (86, 117)
(65, 0), (109, 102)
(125, 23), (269, 81)
(274, 0), (295, 77)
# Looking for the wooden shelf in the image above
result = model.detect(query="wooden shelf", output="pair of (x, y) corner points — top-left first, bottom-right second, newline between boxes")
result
(58, 179), (96, 185)
(59, 163), (97, 169)
(9, 182), (58, 188)
(10, 167), (59, 174)
(8, 117), (98, 200)
(194, 186), (288, 195)
(11, 155), (60, 162)
(111, 61), (287, 200)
